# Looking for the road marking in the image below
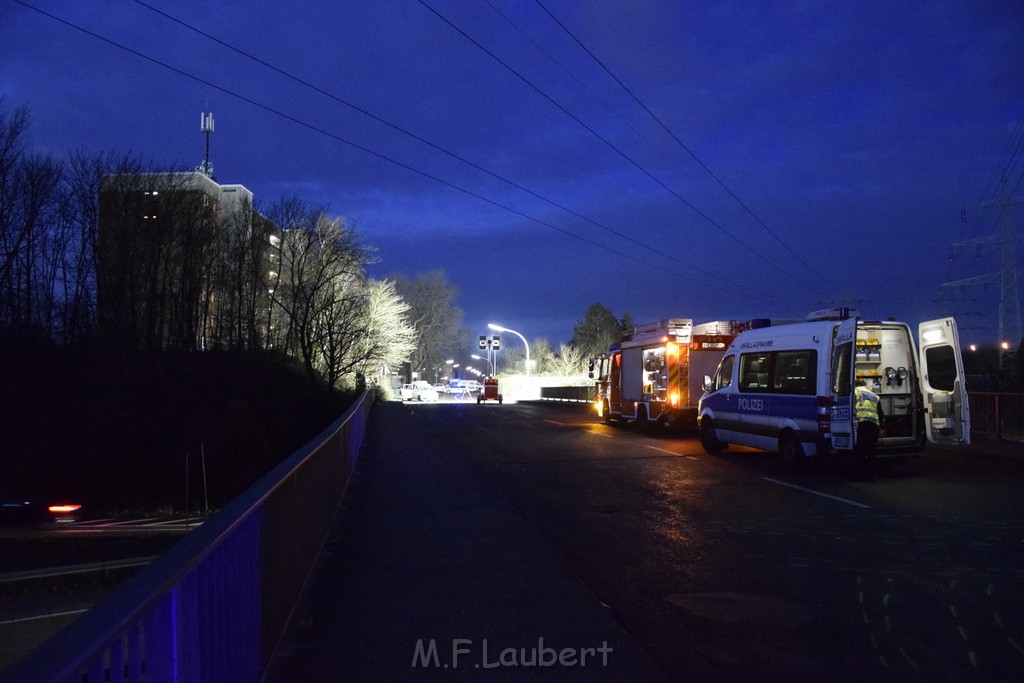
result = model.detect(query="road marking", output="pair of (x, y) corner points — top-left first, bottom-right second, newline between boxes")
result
(0, 608), (88, 626)
(645, 446), (680, 456)
(544, 419), (565, 426)
(761, 478), (871, 509)
(144, 518), (192, 526)
(96, 518), (153, 526)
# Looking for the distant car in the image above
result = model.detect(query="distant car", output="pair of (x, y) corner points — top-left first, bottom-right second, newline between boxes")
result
(410, 381), (439, 402)
(433, 383), (447, 393)
(445, 380), (482, 395)
(1, 496), (83, 524)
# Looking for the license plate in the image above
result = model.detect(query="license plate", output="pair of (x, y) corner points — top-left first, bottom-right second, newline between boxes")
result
(833, 435), (851, 449)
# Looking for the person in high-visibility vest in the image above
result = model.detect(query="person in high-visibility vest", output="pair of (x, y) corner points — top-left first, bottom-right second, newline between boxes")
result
(854, 379), (881, 478)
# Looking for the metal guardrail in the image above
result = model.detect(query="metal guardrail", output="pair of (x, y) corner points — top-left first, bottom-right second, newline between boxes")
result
(968, 392), (1024, 441)
(0, 557), (158, 584)
(2, 390), (373, 683)
(539, 385), (595, 402)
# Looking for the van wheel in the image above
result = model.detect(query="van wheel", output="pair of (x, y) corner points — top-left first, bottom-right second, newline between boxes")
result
(779, 436), (804, 470)
(700, 421), (724, 454)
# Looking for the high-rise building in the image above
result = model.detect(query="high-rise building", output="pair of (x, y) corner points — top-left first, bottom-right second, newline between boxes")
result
(97, 170), (271, 352)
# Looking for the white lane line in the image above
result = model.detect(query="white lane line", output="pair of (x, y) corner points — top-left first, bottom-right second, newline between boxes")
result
(761, 477), (871, 509)
(594, 432), (613, 437)
(544, 419), (565, 426)
(0, 608), (88, 626)
(96, 518), (153, 526)
(644, 446), (696, 459)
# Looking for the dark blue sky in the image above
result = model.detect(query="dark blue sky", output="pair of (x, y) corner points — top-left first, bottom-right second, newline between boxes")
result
(3, 0), (1022, 348)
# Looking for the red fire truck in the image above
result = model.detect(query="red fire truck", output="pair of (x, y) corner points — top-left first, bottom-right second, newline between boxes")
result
(591, 319), (738, 431)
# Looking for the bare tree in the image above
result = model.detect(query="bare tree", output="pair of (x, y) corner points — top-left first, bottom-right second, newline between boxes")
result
(354, 278), (417, 382)
(0, 104), (30, 308)
(549, 343), (589, 376)
(392, 270), (467, 379)
(207, 194), (272, 350)
(266, 202), (373, 387)
(0, 153), (63, 334)
(0, 105), (70, 339)
(97, 169), (217, 351)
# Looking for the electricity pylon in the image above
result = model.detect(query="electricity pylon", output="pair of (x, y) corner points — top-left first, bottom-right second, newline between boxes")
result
(942, 176), (1022, 369)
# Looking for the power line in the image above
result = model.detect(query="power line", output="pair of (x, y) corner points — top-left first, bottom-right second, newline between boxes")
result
(481, 0), (703, 190)
(414, 0), (826, 293)
(12, 0), (801, 305)
(531, 0), (834, 290)
(965, 107), (1024, 242)
(127, 0), (757, 297)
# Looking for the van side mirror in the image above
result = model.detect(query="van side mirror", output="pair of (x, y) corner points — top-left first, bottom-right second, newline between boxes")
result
(703, 374), (713, 391)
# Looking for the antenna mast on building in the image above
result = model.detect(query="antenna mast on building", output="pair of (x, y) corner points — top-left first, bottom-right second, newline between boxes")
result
(198, 111), (215, 179)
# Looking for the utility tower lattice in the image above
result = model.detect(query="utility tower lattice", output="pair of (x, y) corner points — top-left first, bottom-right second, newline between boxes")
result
(197, 112), (215, 179)
(942, 176), (1023, 365)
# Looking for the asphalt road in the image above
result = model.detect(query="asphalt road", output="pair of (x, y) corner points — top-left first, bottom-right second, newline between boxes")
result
(272, 400), (1024, 681)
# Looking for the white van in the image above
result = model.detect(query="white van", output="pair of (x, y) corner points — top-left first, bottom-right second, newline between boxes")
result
(697, 311), (970, 466)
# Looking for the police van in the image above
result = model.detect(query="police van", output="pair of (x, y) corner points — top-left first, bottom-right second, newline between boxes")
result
(697, 309), (970, 466)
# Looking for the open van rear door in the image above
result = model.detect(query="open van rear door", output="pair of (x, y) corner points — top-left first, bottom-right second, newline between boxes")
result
(829, 318), (858, 451)
(918, 318), (970, 445)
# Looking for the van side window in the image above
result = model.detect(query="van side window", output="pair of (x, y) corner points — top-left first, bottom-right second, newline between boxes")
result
(739, 352), (772, 391)
(772, 350), (816, 395)
(714, 355), (734, 391)
(925, 346), (956, 391)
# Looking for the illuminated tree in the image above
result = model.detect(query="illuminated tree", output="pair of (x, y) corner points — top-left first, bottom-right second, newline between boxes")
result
(353, 278), (416, 382)
(549, 343), (589, 376)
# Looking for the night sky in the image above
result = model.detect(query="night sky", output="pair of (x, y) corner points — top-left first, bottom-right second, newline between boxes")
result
(3, 0), (1022, 348)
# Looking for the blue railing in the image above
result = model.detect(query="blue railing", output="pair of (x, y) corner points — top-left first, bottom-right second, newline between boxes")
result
(2, 390), (373, 683)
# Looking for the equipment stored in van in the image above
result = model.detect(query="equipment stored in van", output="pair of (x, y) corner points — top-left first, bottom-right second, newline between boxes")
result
(591, 319), (739, 431)
(697, 311), (970, 466)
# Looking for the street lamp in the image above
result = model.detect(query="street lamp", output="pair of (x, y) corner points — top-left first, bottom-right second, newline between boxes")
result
(434, 358), (454, 383)
(471, 353), (493, 376)
(488, 323), (530, 376)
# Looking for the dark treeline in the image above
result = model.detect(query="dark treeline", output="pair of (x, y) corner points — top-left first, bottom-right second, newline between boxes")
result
(0, 103), (416, 389)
